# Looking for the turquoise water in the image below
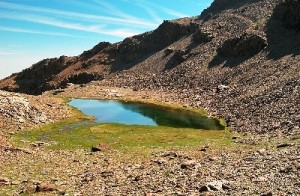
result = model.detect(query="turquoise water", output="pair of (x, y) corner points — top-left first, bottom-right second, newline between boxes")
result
(68, 99), (225, 130)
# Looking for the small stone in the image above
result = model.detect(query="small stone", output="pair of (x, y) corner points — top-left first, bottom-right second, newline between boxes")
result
(25, 186), (37, 194)
(153, 159), (167, 165)
(11, 181), (20, 185)
(40, 168), (49, 175)
(91, 144), (113, 152)
(208, 156), (218, 161)
(180, 160), (196, 169)
(261, 192), (272, 196)
(16, 147), (34, 154)
(257, 148), (266, 155)
(0, 177), (10, 185)
(257, 176), (267, 182)
(115, 93), (123, 98)
(200, 146), (209, 152)
(36, 183), (57, 192)
(207, 180), (223, 191)
(199, 185), (210, 192)
(18, 117), (25, 123)
(222, 183), (232, 190)
(161, 151), (178, 158)
(133, 176), (141, 182)
(279, 166), (293, 173)
(277, 143), (293, 148)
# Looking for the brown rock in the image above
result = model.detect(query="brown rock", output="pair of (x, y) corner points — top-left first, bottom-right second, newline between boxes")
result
(199, 185), (210, 192)
(36, 183), (57, 192)
(0, 177), (10, 185)
(91, 144), (113, 152)
(180, 160), (196, 169)
(261, 192), (272, 196)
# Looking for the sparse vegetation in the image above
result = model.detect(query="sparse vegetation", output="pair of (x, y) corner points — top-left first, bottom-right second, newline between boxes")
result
(12, 123), (233, 154)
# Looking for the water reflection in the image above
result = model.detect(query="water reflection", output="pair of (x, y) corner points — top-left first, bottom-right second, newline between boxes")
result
(69, 99), (225, 130)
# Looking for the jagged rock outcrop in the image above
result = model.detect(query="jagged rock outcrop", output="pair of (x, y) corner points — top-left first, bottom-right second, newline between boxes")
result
(192, 29), (215, 44)
(81, 42), (112, 60)
(200, 0), (263, 20)
(115, 19), (195, 65)
(62, 72), (104, 86)
(218, 33), (267, 57)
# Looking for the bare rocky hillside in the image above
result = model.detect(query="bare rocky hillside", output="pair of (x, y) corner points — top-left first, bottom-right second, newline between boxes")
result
(0, 0), (299, 134)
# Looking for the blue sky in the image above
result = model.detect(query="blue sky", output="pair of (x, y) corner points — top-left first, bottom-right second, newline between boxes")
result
(0, 0), (213, 79)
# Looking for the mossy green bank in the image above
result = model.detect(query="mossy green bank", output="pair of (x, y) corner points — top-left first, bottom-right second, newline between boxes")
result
(11, 97), (233, 156)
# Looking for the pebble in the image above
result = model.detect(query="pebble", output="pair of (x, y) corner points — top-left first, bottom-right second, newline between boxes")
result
(180, 160), (196, 169)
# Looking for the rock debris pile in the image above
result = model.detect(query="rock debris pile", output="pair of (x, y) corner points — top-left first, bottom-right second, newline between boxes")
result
(0, 91), (48, 126)
(0, 90), (71, 132)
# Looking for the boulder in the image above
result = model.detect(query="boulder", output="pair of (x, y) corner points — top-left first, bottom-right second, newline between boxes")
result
(218, 33), (267, 57)
(192, 29), (215, 43)
(36, 183), (57, 192)
(91, 144), (113, 152)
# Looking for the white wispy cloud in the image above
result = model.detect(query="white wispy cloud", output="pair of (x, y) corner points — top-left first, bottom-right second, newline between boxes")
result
(135, 1), (163, 23)
(91, 0), (137, 20)
(139, 1), (189, 18)
(0, 26), (90, 38)
(158, 7), (189, 18)
(0, 1), (158, 28)
(0, 12), (139, 38)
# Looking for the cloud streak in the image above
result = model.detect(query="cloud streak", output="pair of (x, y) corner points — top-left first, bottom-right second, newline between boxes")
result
(0, 26), (91, 38)
(91, 0), (137, 20)
(0, 12), (139, 38)
(125, 0), (188, 24)
(0, 2), (158, 28)
(159, 7), (189, 18)
(131, 0), (163, 23)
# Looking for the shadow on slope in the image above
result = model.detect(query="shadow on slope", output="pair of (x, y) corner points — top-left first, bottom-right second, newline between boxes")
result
(208, 33), (267, 68)
(265, 0), (300, 60)
(109, 19), (195, 73)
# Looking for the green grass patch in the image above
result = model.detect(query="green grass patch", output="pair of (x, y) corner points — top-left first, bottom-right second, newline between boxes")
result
(11, 122), (233, 155)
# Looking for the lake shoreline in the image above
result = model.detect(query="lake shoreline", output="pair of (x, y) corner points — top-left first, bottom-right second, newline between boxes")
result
(0, 88), (299, 195)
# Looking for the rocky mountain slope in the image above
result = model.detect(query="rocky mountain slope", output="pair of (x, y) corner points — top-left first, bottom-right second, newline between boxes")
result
(0, 0), (299, 134)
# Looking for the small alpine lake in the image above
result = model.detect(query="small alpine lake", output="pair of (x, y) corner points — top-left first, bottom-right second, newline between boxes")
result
(12, 99), (230, 153)
(68, 99), (225, 130)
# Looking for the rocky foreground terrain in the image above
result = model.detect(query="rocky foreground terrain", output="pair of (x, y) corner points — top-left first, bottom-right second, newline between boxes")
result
(0, 143), (299, 195)
(0, 88), (299, 195)
(0, 0), (300, 195)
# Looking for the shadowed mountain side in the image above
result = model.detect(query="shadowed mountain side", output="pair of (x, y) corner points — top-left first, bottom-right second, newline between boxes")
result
(266, 0), (300, 60)
(208, 33), (267, 67)
(109, 19), (196, 72)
